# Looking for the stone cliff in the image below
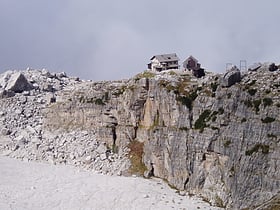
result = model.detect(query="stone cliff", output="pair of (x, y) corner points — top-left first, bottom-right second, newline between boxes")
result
(0, 66), (279, 209)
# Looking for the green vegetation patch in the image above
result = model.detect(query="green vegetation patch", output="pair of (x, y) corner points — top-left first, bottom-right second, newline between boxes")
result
(95, 98), (106, 105)
(211, 82), (219, 92)
(134, 71), (155, 81)
(273, 83), (280, 88)
(128, 140), (147, 175)
(193, 109), (223, 132)
(211, 115), (217, 122)
(194, 109), (212, 132)
(176, 90), (198, 110)
(79, 96), (95, 103)
(179, 127), (188, 131)
(248, 79), (257, 86)
(215, 195), (226, 208)
(265, 89), (271, 94)
(112, 86), (127, 97)
(79, 93), (108, 105)
(168, 71), (177, 76)
(241, 118), (247, 123)
(243, 97), (274, 113)
(253, 99), (262, 114)
(244, 99), (253, 107)
(223, 139), (232, 147)
(247, 88), (257, 96)
(261, 117), (275, 123)
(245, 144), (269, 156)
(111, 144), (119, 154)
(211, 126), (219, 131)
(263, 98), (273, 108)
(79, 96), (86, 103)
(267, 133), (277, 139)
(177, 95), (193, 110)
(218, 107), (224, 115)
(244, 79), (257, 90)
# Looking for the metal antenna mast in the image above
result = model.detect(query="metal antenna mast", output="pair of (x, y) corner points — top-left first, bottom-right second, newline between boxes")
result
(240, 60), (247, 71)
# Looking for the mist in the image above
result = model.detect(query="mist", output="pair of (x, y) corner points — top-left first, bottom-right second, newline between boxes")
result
(0, 0), (279, 81)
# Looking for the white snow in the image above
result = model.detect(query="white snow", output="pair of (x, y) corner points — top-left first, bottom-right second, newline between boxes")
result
(0, 156), (221, 210)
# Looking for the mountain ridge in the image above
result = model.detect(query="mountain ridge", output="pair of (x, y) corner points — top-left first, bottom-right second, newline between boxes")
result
(0, 65), (279, 209)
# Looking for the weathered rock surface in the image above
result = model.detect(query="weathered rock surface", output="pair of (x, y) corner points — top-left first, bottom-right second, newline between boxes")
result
(0, 69), (130, 176)
(221, 66), (241, 87)
(248, 62), (261, 71)
(0, 71), (33, 93)
(0, 65), (279, 209)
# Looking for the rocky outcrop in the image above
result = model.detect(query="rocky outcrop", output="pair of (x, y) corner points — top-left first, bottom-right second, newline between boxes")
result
(248, 63), (261, 71)
(221, 66), (241, 87)
(0, 66), (279, 209)
(0, 69), (129, 175)
(0, 71), (33, 93)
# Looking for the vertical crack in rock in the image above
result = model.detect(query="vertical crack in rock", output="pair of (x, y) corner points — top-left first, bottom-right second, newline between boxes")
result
(1, 67), (279, 209)
(144, 162), (155, 178)
(112, 126), (117, 153)
(189, 111), (193, 128)
(145, 78), (150, 91)
(184, 177), (189, 189)
(134, 126), (138, 140)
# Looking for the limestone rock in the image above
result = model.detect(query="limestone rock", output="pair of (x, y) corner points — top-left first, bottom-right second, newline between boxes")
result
(268, 63), (278, 72)
(0, 68), (279, 209)
(0, 88), (15, 98)
(5, 72), (33, 93)
(221, 66), (241, 87)
(1, 128), (11, 136)
(179, 191), (186, 196)
(15, 135), (28, 147)
(100, 153), (107, 161)
(248, 63), (261, 71)
(96, 143), (107, 154)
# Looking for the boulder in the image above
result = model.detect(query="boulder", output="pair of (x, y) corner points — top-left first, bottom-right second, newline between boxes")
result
(15, 135), (28, 147)
(1, 128), (11, 136)
(0, 135), (13, 149)
(268, 63), (278, 72)
(221, 66), (241, 87)
(193, 68), (205, 78)
(100, 153), (107, 161)
(0, 88), (15, 98)
(56, 72), (67, 78)
(96, 143), (107, 154)
(5, 72), (33, 93)
(41, 69), (54, 78)
(42, 84), (54, 92)
(248, 63), (261, 71)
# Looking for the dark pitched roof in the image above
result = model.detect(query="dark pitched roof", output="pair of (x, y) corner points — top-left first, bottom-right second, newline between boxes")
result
(150, 53), (179, 62)
(183, 55), (198, 64)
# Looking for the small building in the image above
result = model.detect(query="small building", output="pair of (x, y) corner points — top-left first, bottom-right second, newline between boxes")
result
(183, 55), (205, 78)
(183, 55), (200, 71)
(148, 53), (179, 72)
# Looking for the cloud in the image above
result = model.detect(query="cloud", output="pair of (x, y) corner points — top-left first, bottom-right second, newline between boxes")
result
(0, 0), (280, 80)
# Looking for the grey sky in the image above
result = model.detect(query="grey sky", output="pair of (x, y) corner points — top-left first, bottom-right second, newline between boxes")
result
(0, 0), (279, 81)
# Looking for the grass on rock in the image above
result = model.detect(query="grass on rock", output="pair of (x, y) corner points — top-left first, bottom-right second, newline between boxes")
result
(128, 140), (147, 176)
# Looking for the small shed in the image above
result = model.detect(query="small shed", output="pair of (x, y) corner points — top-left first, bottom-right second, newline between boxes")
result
(183, 55), (205, 78)
(183, 55), (201, 71)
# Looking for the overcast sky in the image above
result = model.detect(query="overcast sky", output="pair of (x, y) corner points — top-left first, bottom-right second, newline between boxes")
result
(0, 0), (279, 81)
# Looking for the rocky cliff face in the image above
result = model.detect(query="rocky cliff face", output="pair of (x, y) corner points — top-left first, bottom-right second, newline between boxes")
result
(0, 66), (279, 209)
